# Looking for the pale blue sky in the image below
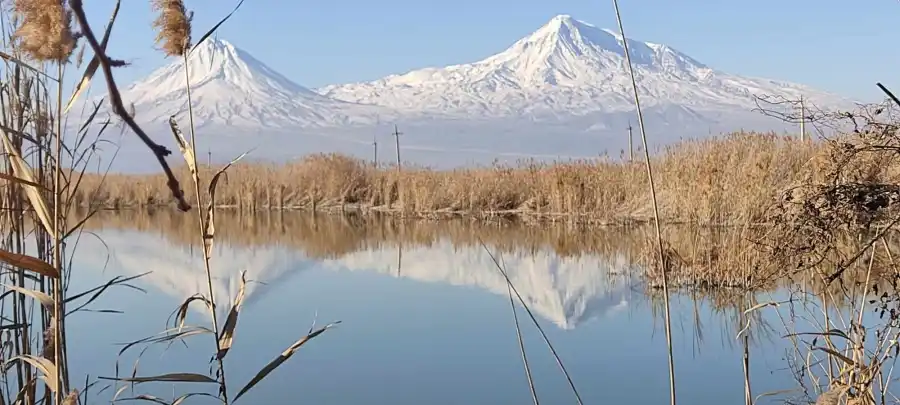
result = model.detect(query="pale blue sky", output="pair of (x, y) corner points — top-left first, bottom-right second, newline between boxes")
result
(81, 0), (895, 101)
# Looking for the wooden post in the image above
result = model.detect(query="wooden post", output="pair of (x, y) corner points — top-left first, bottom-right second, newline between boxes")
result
(393, 124), (402, 171)
(799, 95), (806, 142)
(372, 133), (378, 168)
(627, 123), (634, 162)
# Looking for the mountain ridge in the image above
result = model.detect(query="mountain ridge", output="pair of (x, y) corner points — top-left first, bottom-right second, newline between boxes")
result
(79, 14), (857, 172)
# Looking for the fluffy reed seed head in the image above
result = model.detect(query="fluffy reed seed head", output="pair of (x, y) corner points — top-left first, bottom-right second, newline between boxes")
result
(41, 317), (56, 362)
(151, 0), (192, 57)
(11, 0), (77, 62)
(62, 389), (78, 405)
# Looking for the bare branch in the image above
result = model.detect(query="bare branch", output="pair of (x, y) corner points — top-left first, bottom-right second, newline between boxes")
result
(68, 0), (190, 212)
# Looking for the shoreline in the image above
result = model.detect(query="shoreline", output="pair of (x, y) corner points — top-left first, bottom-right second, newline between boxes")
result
(77, 202), (785, 228)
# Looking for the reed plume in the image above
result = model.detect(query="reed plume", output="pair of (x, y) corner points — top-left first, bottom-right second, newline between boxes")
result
(41, 317), (56, 363)
(151, 0), (192, 57)
(61, 389), (77, 405)
(11, 0), (77, 62)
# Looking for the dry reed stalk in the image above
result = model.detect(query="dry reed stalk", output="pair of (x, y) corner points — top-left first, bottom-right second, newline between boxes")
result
(480, 241), (584, 405)
(151, 0), (236, 398)
(505, 259), (539, 405)
(611, 1), (676, 404)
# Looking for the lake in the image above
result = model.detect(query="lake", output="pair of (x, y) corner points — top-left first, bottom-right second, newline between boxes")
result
(62, 210), (818, 404)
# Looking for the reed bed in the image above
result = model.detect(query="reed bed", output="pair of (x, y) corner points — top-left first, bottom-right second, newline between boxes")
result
(73, 131), (829, 225)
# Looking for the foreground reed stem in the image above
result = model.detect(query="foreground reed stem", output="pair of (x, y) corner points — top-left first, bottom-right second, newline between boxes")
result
(611, 1), (678, 404)
(53, 61), (64, 405)
(182, 50), (229, 402)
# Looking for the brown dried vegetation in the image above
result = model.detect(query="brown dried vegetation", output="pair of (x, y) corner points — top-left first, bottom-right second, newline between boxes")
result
(73, 131), (824, 225)
(11, 0), (78, 62)
(150, 0), (192, 57)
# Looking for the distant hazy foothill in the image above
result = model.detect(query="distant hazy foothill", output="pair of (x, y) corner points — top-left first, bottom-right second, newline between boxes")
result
(84, 14), (854, 171)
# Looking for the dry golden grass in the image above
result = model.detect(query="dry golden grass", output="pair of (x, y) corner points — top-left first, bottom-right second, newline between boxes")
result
(73, 131), (833, 224)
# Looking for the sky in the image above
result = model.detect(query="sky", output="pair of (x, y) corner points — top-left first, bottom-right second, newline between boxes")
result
(80, 0), (897, 101)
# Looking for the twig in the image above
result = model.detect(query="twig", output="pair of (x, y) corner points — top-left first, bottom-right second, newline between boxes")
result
(502, 253), (539, 405)
(479, 240), (583, 405)
(877, 83), (900, 107)
(68, 0), (190, 212)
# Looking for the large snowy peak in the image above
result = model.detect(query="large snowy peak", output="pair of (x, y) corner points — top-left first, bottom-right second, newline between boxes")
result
(481, 14), (709, 87)
(318, 14), (850, 119)
(117, 38), (392, 129)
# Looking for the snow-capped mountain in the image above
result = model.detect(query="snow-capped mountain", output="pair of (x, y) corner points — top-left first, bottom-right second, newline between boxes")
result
(78, 14), (859, 172)
(116, 38), (395, 129)
(319, 14), (851, 119)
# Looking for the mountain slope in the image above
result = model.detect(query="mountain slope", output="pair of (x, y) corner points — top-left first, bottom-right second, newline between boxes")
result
(116, 38), (394, 129)
(318, 14), (850, 119)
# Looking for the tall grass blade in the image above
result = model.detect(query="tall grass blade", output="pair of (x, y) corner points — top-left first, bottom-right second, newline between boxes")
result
(232, 321), (340, 402)
(190, 0), (247, 53)
(63, 209), (100, 239)
(66, 273), (149, 315)
(5, 355), (59, 393)
(204, 149), (251, 257)
(0, 51), (57, 81)
(168, 294), (214, 331)
(167, 117), (198, 182)
(116, 326), (214, 357)
(98, 373), (218, 384)
(0, 129), (54, 235)
(216, 270), (247, 361)
(0, 250), (60, 278)
(3, 284), (54, 310)
(116, 393), (224, 404)
(0, 172), (47, 190)
(814, 347), (857, 367)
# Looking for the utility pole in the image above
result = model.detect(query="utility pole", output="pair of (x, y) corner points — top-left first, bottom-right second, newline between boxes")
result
(372, 133), (378, 168)
(627, 123), (634, 162)
(799, 95), (806, 142)
(207, 150), (211, 166)
(392, 124), (402, 171)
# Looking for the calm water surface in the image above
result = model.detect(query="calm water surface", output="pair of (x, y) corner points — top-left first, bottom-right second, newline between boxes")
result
(61, 211), (801, 404)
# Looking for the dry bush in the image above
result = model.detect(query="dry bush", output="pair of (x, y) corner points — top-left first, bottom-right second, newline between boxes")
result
(755, 102), (900, 285)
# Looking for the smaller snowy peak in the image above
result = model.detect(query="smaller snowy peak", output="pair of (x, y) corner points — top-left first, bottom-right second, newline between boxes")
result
(114, 38), (392, 129)
(181, 38), (319, 97)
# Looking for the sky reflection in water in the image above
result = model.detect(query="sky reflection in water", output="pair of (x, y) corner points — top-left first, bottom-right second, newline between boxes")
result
(62, 212), (799, 404)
